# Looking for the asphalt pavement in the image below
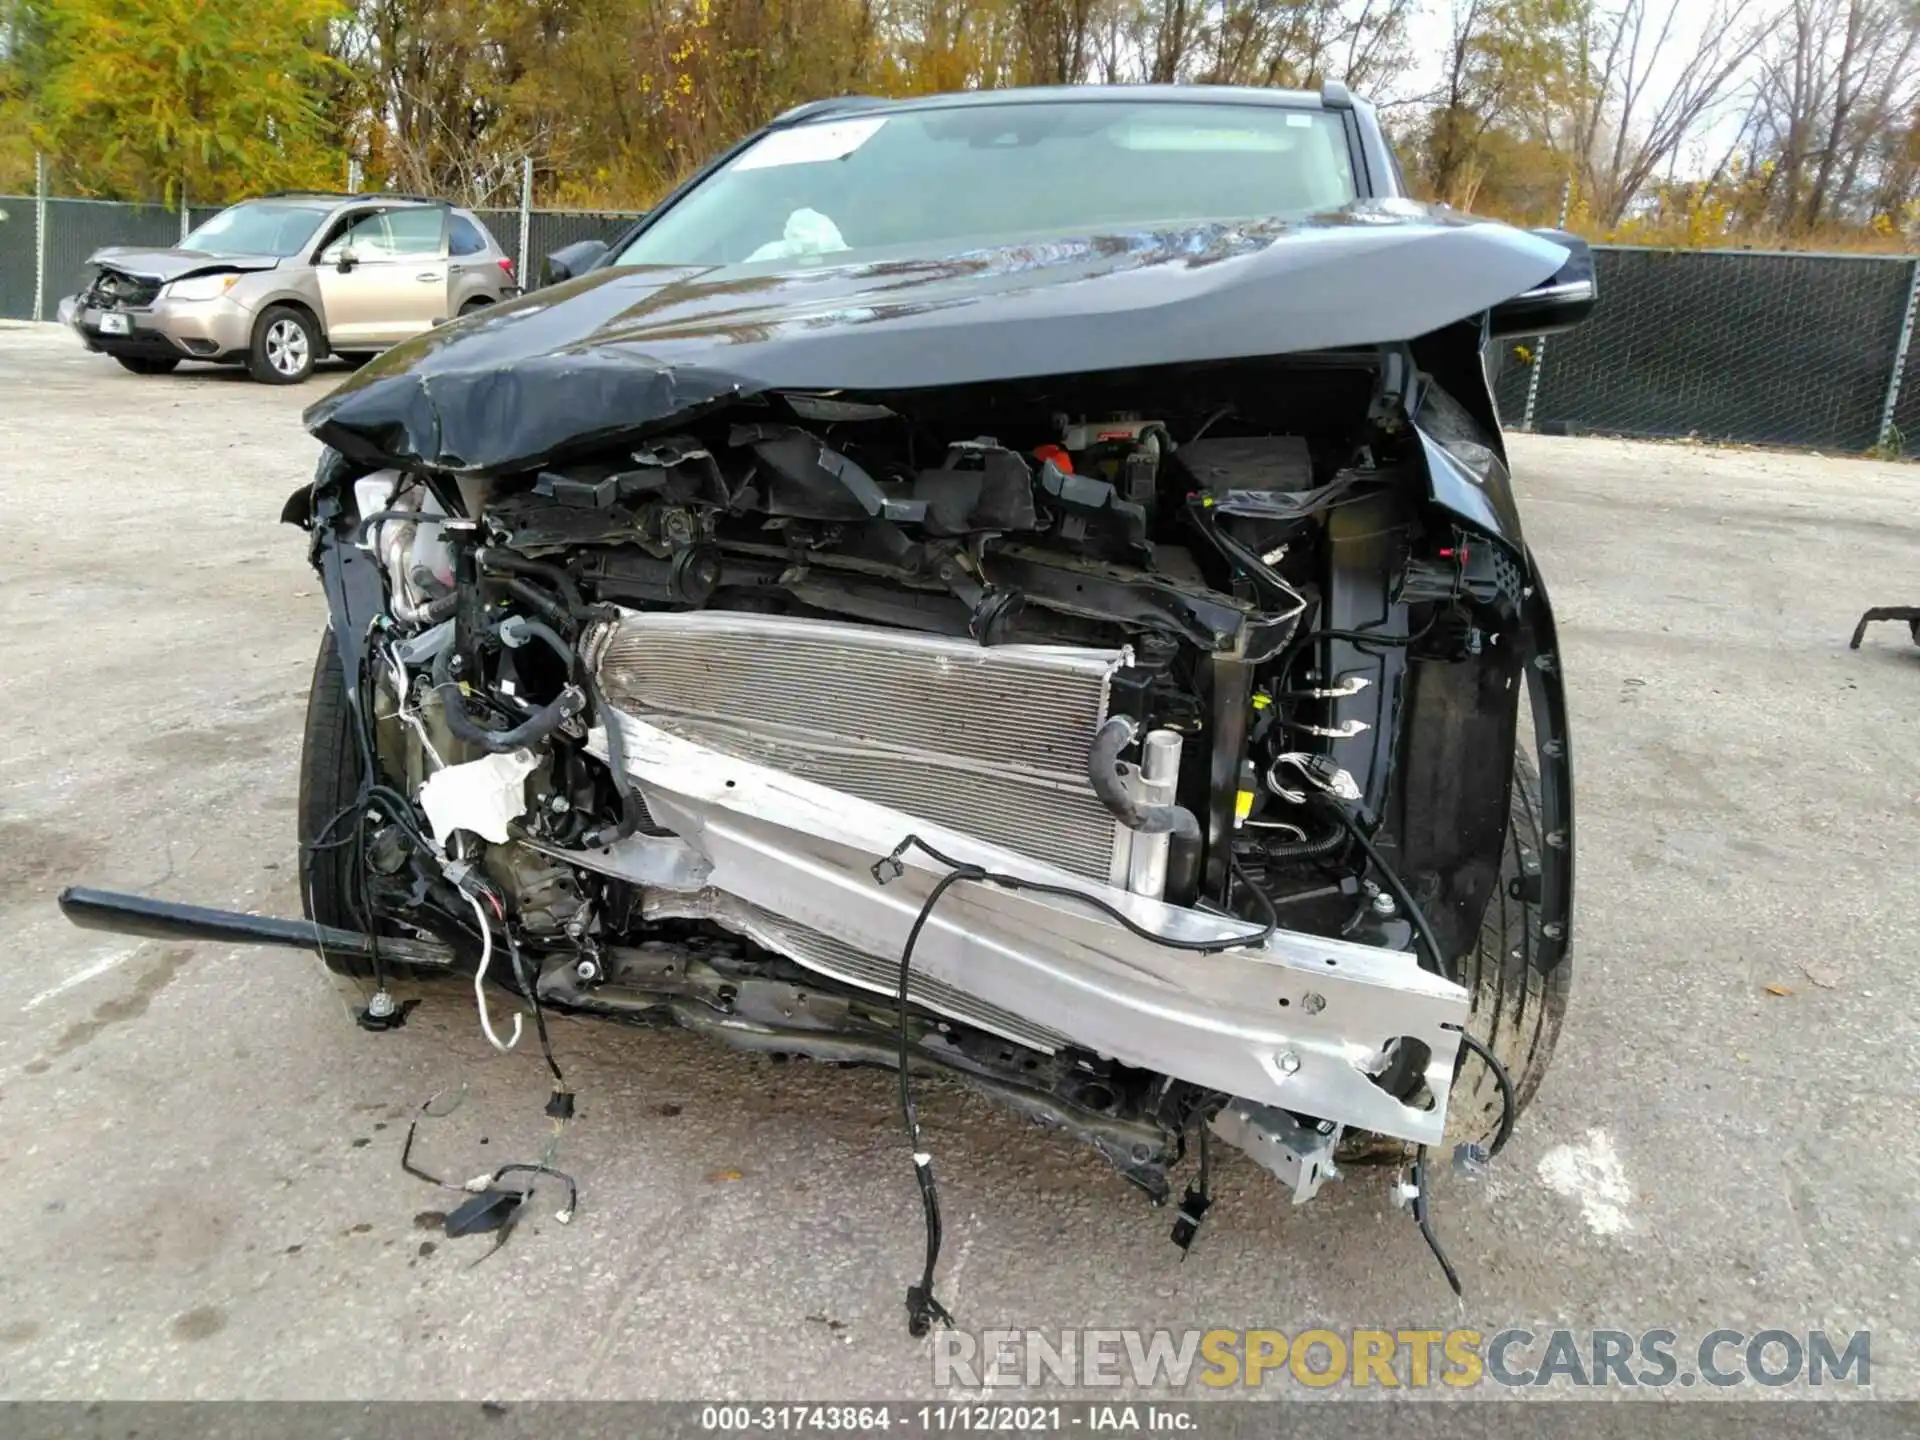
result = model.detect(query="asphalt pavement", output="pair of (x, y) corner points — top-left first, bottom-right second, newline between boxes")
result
(0, 322), (1914, 1402)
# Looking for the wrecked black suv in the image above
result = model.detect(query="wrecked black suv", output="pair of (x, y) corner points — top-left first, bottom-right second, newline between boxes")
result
(65, 85), (1592, 1319)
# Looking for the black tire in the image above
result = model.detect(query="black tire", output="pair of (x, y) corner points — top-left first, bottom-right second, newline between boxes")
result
(296, 627), (435, 980)
(1336, 748), (1571, 1162)
(458, 297), (493, 316)
(114, 354), (179, 375)
(1447, 750), (1572, 1147)
(248, 304), (320, 384)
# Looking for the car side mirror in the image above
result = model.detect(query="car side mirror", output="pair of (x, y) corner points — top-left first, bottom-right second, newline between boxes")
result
(334, 250), (357, 274)
(541, 239), (609, 287)
(1488, 230), (1597, 339)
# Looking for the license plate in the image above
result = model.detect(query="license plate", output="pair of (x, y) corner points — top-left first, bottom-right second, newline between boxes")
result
(99, 312), (130, 335)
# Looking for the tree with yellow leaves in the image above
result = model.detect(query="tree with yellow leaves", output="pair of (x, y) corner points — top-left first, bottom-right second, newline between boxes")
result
(24, 0), (345, 203)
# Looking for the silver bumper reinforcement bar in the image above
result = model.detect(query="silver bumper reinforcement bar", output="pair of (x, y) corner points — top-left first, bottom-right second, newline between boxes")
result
(596, 712), (1469, 1146)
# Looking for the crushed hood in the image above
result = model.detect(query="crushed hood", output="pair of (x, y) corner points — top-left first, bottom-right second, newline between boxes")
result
(87, 247), (282, 283)
(304, 202), (1568, 476)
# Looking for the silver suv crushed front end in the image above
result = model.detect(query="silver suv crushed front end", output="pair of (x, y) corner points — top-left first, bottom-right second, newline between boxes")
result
(59, 193), (516, 383)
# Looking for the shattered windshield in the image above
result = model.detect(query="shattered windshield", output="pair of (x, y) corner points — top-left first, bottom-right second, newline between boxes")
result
(614, 100), (1358, 268)
(182, 202), (329, 257)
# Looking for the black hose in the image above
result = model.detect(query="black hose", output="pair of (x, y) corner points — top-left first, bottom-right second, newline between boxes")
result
(499, 615), (575, 669)
(477, 548), (587, 616)
(1410, 1146), (1462, 1296)
(430, 646), (582, 755)
(1252, 825), (1348, 861)
(893, 865), (977, 1336)
(1275, 615), (1442, 691)
(878, 833), (1275, 955)
(879, 836), (1277, 1335)
(503, 576), (571, 629)
(1184, 498), (1309, 618)
(1455, 1029), (1517, 1159)
(579, 674), (641, 850)
(1086, 716), (1202, 840)
(1310, 795), (1454, 984)
(503, 923), (567, 1093)
(1227, 847), (1279, 938)
(355, 508), (445, 543)
(417, 593), (458, 625)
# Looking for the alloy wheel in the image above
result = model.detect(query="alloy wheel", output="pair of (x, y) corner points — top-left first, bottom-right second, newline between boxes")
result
(266, 319), (310, 377)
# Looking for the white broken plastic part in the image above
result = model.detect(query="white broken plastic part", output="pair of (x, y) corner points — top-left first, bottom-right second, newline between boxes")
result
(418, 749), (539, 847)
(746, 207), (849, 262)
(352, 471), (400, 543)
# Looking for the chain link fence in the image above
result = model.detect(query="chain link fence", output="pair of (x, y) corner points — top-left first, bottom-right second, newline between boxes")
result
(4, 186), (1917, 456)
(1491, 246), (1920, 455)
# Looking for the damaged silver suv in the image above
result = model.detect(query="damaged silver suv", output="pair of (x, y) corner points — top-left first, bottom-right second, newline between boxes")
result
(57, 192), (516, 383)
(64, 85), (1593, 1324)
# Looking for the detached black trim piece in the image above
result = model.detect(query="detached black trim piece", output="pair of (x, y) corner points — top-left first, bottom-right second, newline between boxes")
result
(58, 887), (454, 967)
(1519, 562), (1574, 974)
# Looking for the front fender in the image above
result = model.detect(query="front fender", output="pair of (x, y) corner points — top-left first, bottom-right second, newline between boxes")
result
(1409, 323), (1526, 558)
(1415, 421), (1524, 551)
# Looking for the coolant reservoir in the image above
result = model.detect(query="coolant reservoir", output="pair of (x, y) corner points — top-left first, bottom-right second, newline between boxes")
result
(411, 490), (454, 591)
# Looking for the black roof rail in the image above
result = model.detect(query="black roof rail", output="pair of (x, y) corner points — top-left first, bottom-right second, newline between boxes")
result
(253, 189), (451, 206)
(1320, 80), (1353, 107)
(769, 94), (892, 127)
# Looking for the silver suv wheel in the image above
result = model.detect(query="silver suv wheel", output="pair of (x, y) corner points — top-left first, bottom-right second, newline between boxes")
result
(265, 318), (309, 376)
(248, 305), (318, 384)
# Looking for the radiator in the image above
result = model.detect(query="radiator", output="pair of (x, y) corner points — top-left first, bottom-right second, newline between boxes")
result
(594, 611), (1128, 881)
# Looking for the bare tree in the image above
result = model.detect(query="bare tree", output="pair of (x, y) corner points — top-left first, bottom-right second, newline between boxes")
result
(1339, 0), (1419, 95)
(1144, 0), (1205, 81)
(1424, 0), (1581, 204)
(1015, 0), (1099, 80)
(1742, 0), (1920, 230)
(1562, 0), (1769, 226)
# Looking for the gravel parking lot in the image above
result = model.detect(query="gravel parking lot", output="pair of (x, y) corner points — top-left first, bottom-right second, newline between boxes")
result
(2, 320), (1917, 1403)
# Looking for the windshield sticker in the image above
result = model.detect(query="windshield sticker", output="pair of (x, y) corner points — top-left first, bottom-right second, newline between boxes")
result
(732, 117), (887, 172)
(1120, 125), (1299, 152)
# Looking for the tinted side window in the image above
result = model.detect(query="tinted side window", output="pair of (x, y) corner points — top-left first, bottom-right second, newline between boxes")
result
(319, 211), (389, 262)
(320, 209), (444, 261)
(450, 215), (489, 256)
(383, 208), (445, 257)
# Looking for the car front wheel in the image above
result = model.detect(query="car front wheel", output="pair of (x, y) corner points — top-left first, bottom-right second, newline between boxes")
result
(249, 306), (319, 384)
(296, 627), (446, 981)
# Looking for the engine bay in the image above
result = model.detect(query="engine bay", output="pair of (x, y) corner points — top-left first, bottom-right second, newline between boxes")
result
(364, 354), (1524, 944)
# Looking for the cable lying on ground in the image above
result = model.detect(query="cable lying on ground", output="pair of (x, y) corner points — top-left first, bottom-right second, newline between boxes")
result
(869, 831), (1280, 1336)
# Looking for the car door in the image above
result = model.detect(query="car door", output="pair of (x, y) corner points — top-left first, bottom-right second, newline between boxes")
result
(447, 213), (512, 312)
(313, 207), (451, 347)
